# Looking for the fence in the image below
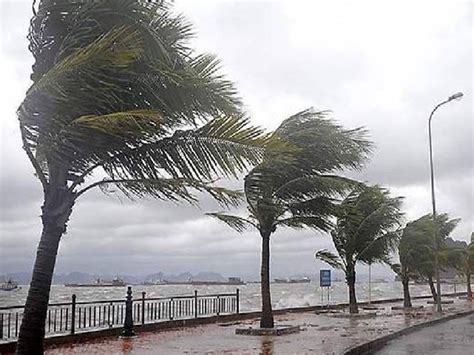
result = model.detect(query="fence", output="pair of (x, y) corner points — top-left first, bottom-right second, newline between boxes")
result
(0, 287), (240, 342)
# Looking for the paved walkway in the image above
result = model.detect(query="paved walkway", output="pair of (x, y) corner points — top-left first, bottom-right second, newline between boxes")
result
(376, 313), (474, 355)
(46, 297), (472, 354)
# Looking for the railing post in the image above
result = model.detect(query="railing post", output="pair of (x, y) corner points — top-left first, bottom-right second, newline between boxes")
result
(70, 294), (76, 335)
(141, 291), (146, 325)
(194, 290), (198, 318)
(236, 289), (240, 314)
(169, 298), (173, 320)
(216, 295), (220, 316)
(0, 313), (3, 339)
(122, 286), (135, 336)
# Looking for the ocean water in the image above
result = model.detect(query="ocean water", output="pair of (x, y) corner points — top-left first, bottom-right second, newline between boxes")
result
(0, 281), (465, 311)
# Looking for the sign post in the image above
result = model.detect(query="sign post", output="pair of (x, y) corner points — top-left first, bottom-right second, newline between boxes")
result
(319, 269), (331, 308)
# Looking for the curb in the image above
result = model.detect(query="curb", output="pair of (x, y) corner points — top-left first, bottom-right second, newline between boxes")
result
(343, 308), (474, 355)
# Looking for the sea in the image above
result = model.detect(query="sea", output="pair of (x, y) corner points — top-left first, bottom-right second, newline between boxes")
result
(0, 281), (465, 311)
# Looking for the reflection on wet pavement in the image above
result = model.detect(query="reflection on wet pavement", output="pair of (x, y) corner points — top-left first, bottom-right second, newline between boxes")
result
(376, 314), (474, 355)
(45, 298), (472, 354)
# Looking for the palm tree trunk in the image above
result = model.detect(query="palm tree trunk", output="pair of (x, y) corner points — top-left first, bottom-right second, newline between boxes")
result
(467, 273), (472, 300)
(260, 231), (274, 328)
(346, 268), (358, 314)
(428, 275), (437, 302)
(402, 277), (412, 308)
(16, 171), (74, 354)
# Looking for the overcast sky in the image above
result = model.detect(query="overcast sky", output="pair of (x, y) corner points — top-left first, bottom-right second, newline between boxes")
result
(0, 0), (472, 279)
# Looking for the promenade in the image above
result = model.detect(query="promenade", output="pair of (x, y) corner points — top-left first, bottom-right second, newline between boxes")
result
(44, 296), (472, 354)
(376, 312), (474, 355)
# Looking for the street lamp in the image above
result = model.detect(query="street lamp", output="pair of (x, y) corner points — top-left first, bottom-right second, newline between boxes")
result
(428, 91), (463, 313)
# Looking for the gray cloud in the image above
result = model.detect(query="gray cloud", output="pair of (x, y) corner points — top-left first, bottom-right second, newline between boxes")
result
(0, 0), (472, 280)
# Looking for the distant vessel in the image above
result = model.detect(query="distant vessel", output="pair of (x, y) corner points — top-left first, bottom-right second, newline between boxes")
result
(65, 277), (126, 287)
(146, 277), (246, 286)
(274, 277), (311, 284)
(143, 280), (167, 286)
(192, 277), (246, 286)
(0, 279), (19, 291)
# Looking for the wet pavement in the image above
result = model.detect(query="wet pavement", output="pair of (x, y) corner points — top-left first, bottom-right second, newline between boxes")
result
(376, 313), (474, 355)
(46, 297), (473, 354)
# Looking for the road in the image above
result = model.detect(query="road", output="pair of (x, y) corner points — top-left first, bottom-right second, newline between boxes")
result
(376, 313), (474, 355)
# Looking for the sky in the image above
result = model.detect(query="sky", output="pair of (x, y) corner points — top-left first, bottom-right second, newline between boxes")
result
(0, 0), (472, 280)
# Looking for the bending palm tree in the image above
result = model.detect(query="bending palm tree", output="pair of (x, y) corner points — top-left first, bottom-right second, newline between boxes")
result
(403, 214), (460, 302)
(391, 217), (434, 308)
(445, 233), (473, 300)
(315, 186), (403, 313)
(209, 109), (372, 327)
(17, 1), (268, 352)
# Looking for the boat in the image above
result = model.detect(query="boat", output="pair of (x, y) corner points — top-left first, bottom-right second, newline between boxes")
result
(0, 279), (19, 291)
(143, 280), (167, 285)
(147, 277), (246, 286)
(65, 277), (126, 287)
(191, 277), (246, 286)
(274, 277), (311, 284)
(289, 277), (311, 283)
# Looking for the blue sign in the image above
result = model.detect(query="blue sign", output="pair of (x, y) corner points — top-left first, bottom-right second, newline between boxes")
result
(320, 269), (331, 287)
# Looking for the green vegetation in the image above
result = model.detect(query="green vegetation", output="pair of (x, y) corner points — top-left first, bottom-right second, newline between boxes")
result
(391, 213), (460, 306)
(391, 217), (433, 308)
(414, 214), (459, 302)
(315, 186), (403, 313)
(209, 109), (372, 327)
(446, 233), (473, 300)
(17, 1), (269, 351)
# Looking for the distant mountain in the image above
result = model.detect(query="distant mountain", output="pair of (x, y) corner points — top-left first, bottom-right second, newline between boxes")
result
(52, 272), (92, 284)
(144, 272), (165, 282)
(194, 272), (226, 281)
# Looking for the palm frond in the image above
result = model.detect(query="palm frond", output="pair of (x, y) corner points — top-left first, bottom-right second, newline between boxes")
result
(274, 174), (356, 202)
(277, 215), (333, 232)
(101, 115), (268, 182)
(72, 110), (169, 137)
(206, 213), (257, 233)
(77, 177), (243, 207)
(274, 108), (373, 173)
(391, 263), (402, 277)
(315, 249), (345, 270)
(24, 26), (141, 107)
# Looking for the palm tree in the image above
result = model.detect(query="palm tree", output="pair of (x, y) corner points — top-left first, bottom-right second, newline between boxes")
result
(315, 186), (403, 314)
(209, 109), (372, 328)
(404, 214), (460, 302)
(391, 217), (434, 308)
(17, 1), (269, 352)
(445, 234), (473, 300)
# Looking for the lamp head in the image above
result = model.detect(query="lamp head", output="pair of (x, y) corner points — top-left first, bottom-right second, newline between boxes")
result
(448, 92), (463, 101)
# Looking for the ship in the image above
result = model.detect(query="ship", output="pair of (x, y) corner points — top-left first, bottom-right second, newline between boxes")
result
(146, 277), (246, 286)
(274, 277), (311, 284)
(191, 277), (246, 286)
(0, 279), (19, 291)
(65, 277), (126, 287)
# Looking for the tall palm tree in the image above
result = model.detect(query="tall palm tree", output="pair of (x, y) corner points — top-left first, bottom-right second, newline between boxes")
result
(402, 214), (460, 302)
(445, 234), (473, 300)
(17, 1), (268, 352)
(209, 109), (372, 328)
(315, 186), (403, 314)
(391, 217), (434, 308)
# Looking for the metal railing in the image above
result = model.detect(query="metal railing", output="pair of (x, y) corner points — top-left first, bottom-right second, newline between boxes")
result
(0, 287), (240, 342)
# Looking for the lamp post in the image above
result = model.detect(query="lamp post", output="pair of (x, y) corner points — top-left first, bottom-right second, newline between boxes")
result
(428, 91), (463, 313)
